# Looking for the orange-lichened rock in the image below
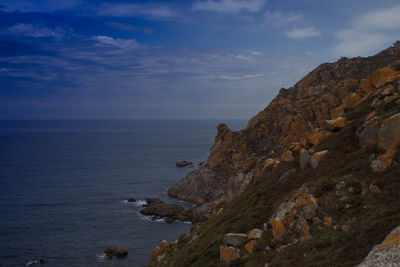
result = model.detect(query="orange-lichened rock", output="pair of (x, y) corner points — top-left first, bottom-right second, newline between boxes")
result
(309, 131), (331, 146)
(269, 188), (318, 243)
(331, 106), (344, 119)
(310, 150), (329, 168)
(371, 67), (397, 87)
(148, 240), (169, 265)
(248, 228), (263, 240)
(281, 150), (294, 162)
(326, 117), (346, 130)
(359, 79), (374, 93)
(245, 240), (257, 254)
(378, 113), (400, 152)
(343, 92), (362, 108)
(220, 246), (239, 264)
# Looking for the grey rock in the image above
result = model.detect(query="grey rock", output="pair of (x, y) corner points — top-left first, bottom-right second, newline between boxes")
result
(104, 246), (128, 259)
(223, 233), (247, 246)
(359, 123), (379, 148)
(176, 160), (194, 167)
(300, 150), (310, 170)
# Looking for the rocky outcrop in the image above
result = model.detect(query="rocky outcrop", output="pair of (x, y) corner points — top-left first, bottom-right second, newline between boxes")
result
(357, 225), (400, 266)
(176, 161), (194, 167)
(140, 198), (209, 223)
(104, 246), (128, 259)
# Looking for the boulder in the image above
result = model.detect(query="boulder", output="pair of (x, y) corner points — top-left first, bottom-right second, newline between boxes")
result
(263, 158), (280, 170)
(141, 198), (185, 218)
(270, 188), (318, 242)
(148, 240), (169, 265)
(309, 131), (331, 146)
(248, 228), (263, 239)
(299, 149), (311, 170)
(331, 106), (344, 119)
(104, 246), (128, 259)
(359, 122), (379, 148)
(371, 159), (390, 173)
(281, 150), (294, 162)
(176, 160), (194, 167)
(220, 246), (240, 264)
(223, 233), (247, 246)
(342, 92), (361, 108)
(371, 67), (397, 87)
(356, 225), (400, 267)
(245, 240), (257, 254)
(310, 150), (328, 168)
(378, 113), (400, 152)
(326, 117), (346, 130)
(127, 197), (136, 202)
(359, 79), (374, 93)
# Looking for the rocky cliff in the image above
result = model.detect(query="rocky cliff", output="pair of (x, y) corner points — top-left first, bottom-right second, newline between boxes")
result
(150, 41), (400, 266)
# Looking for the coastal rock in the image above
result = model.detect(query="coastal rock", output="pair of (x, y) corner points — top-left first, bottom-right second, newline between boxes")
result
(127, 197), (136, 202)
(245, 240), (257, 254)
(326, 117), (346, 130)
(281, 150), (294, 162)
(223, 233), (247, 246)
(270, 188), (317, 243)
(300, 149), (311, 170)
(357, 226), (400, 267)
(248, 228), (263, 239)
(176, 161), (194, 167)
(104, 246), (128, 259)
(149, 240), (169, 265)
(220, 246), (239, 264)
(359, 122), (379, 148)
(377, 113), (400, 152)
(310, 150), (328, 168)
(141, 198), (185, 218)
(309, 131), (331, 146)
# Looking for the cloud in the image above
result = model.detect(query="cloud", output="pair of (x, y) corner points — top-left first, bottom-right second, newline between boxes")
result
(192, 0), (266, 13)
(264, 10), (303, 26)
(332, 4), (400, 57)
(93, 36), (140, 50)
(284, 27), (321, 39)
(1, 0), (81, 12)
(96, 3), (176, 19)
(106, 21), (153, 34)
(6, 23), (59, 38)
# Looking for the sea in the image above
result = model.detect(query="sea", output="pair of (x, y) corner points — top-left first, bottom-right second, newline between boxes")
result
(0, 119), (247, 267)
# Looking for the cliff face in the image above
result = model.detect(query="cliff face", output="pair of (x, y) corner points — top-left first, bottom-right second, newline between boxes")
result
(168, 41), (400, 207)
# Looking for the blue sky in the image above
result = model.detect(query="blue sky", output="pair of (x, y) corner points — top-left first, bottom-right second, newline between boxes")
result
(0, 0), (399, 119)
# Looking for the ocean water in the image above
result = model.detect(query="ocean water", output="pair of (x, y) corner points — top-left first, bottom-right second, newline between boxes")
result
(0, 119), (246, 267)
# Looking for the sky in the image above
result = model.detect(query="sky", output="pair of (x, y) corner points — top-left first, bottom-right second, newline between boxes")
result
(0, 0), (400, 119)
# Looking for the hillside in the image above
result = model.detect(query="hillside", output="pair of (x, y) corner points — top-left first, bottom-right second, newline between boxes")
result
(148, 41), (400, 266)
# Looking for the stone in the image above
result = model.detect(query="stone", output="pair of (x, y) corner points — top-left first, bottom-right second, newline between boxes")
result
(176, 160), (194, 167)
(281, 150), (294, 162)
(149, 241), (169, 265)
(356, 226), (400, 267)
(326, 116), (346, 130)
(331, 106), (344, 119)
(324, 217), (332, 227)
(341, 225), (351, 232)
(359, 122), (379, 148)
(104, 246), (128, 259)
(378, 113), (400, 152)
(220, 246), (239, 264)
(359, 79), (374, 93)
(371, 160), (390, 173)
(248, 228), (263, 239)
(371, 67), (397, 87)
(342, 92), (361, 108)
(310, 150), (328, 168)
(245, 240), (257, 254)
(270, 188), (317, 242)
(369, 183), (381, 193)
(263, 158), (280, 170)
(300, 149), (311, 170)
(127, 197), (136, 202)
(309, 131), (331, 146)
(223, 233), (247, 246)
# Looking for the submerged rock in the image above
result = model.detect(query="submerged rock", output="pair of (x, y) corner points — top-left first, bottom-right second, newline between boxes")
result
(127, 197), (136, 202)
(176, 161), (194, 167)
(104, 246), (128, 259)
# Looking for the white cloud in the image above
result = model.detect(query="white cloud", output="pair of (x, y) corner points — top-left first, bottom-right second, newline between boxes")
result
(192, 0), (266, 13)
(97, 3), (176, 18)
(106, 21), (153, 34)
(7, 23), (59, 38)
(264, 10), (303, 26)
(332, 4), (400, 57)
(284, 27), (321, 39)
(93, 36), (140, 50)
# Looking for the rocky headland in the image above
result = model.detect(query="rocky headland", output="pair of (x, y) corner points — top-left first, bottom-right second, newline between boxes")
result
(148, 41), (400, 266)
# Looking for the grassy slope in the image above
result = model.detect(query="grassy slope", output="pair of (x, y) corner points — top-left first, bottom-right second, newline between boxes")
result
(152, 100), (400, 267)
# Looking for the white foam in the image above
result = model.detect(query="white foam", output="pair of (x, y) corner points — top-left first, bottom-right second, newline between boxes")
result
(133, 200), (147, 207)
(96, 253), (106, 262)
(26, 260), (39, 266)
